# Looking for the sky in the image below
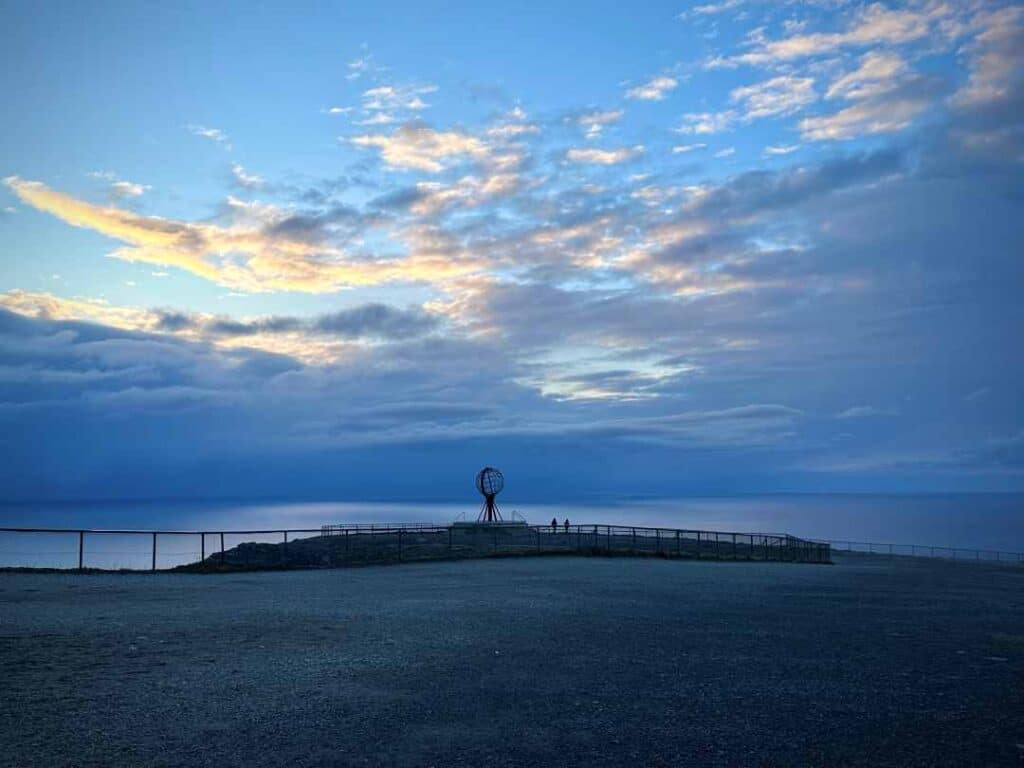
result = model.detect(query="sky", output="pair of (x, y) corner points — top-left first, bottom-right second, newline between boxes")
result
(0, 0), (1021, 502)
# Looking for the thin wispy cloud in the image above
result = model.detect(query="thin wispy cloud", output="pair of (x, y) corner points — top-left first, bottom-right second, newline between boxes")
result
(187, 124), (231, 149)
(579, 109), (624, 139)
(230, 164), (264, 189)
(626, 75), (678, 101)
(566, 146), (644, 164)
(350, 125), (488, 172)
(731, 75), (816, 119)
(89, 171), (150, 199)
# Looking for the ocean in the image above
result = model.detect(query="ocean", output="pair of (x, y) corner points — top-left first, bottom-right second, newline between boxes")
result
(1, 494), (1021, 552)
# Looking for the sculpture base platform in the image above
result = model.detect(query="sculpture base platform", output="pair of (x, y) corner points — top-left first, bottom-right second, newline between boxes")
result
(451, 520), (529, 529)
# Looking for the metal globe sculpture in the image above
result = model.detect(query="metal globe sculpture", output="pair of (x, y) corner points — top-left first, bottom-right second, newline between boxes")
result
(475, 466), (504, 522)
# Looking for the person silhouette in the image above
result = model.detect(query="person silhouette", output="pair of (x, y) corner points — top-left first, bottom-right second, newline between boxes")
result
(551, 516), (558, 532)
(563, 518), (570, 533)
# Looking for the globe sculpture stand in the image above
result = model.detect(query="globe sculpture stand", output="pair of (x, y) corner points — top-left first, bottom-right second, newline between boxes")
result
(476, 466), (504, 523)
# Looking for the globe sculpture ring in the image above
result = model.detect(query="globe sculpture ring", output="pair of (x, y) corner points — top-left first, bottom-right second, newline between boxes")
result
(476, 467), (504, 497)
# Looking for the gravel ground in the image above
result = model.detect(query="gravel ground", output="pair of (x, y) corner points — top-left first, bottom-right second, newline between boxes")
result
(1, 555), (1023, 767)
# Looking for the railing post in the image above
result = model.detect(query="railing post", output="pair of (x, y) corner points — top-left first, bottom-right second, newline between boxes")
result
(606, 525), (611, 553)
(201, 533), (205, 562)
(448, 527), (452, 551)
(696, 530), (701, 559)
(220, 532), (225, 565)
(732, 533), (737, 560)
(536, 528), (541, 553)
(632, 527), (636, 552)
(398, 529), (403, 561)
(78, 531), (84, 571)
(655, 528), (660, 554)
(282, 531), (288, 565)
(151, 532), (157, 571)
(676, 530), (681, 557)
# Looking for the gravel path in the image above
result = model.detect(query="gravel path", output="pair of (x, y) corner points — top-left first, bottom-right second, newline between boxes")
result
(1, 555), (1023, 767)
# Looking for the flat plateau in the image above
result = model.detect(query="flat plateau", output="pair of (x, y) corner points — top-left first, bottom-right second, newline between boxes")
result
(1, 554), (1022, 767)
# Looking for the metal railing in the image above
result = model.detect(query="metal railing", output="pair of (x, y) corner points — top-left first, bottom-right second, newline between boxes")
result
(320, 522), (444, 535)
(0, 523), (829, 571)
(825, 539), (1024, 564)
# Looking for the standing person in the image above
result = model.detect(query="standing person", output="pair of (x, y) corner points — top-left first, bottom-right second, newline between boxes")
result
(563, 518), (570, 533)
(551, 516), (558, 532)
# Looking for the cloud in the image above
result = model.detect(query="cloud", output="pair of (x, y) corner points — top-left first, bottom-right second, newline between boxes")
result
(730, 75), (816, 119)
(486, 122), (539, 138)
(0, 290), (439, 362)
(578, 109), (624, 139)
(346, 55), (373, 81)
(350, 125), (489, 172)
(187, 124), (231, 149)
(615, 148), (905, 295)
(835, 405), (896, 419)
(313, 303), (439, 339)
(362, 83), (438, 112)
(89, 171), (150, 199)
(676, 111), (737, 134)
(799, 53), (933, 141)
(626, 76), (678, 101)
(710, 2), (960, 68)
(825, 51), (908, 101)
(4, 177), (482, 293)
(675, 76), (815, 138)
(408, 173), (521, 215)
(950, 5), (1024, 111)
(799, 91), (932, 141)
(714, 147), (736, 158)
(355, 113), (397, 126)
(566, 146), (644, 165)
(764, 144), (800, 155)
(578, 109), (624, 126)
(672, 143), (707, 153)
(230, 164), (264, 189)
(685, 0), (743, 17)
(110, 181), (148, 198)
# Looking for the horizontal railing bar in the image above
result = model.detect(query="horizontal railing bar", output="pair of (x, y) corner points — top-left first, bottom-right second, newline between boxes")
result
(823, 540), (1021, 557)
(0, 524), (821, 544)
(0, 527), (330, 535)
